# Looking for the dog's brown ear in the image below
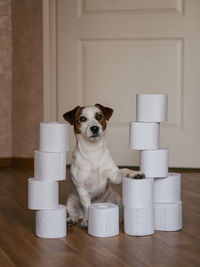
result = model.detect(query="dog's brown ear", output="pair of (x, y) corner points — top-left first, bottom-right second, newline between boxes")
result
(95, 103), (113, 121)
(63, 106), (81, 125)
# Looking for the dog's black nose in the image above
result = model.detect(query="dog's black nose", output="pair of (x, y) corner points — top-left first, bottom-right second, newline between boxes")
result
(90, 126), (99, 134)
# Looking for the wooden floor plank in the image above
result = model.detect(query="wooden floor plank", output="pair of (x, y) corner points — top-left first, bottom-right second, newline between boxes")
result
(0, 166), (200, 267)
(0, 247), (16, 267)
(65, 226), (140, 267)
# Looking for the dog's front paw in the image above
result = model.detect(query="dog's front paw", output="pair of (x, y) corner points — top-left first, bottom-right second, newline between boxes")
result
(126, 171), (145, 179)
(81, 218), (88, 229)
(133, 173), (145, 179)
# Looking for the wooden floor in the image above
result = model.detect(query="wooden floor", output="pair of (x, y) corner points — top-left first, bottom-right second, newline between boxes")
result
(0, 166), (199, 267)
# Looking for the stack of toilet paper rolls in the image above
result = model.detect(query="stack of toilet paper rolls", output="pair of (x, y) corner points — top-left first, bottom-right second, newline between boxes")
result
(28, 122), (69, 238)
(123, 177), (154, 236)
(154, 173), (182, 231)
(124, 94), (182, 236)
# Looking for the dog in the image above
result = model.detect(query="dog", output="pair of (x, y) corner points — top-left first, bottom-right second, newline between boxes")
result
(63, 104), (144, 228)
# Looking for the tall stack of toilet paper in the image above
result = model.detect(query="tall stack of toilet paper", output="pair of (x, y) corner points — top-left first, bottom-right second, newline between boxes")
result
(28, 122), (69, 238)
(123, 94), (182, 236)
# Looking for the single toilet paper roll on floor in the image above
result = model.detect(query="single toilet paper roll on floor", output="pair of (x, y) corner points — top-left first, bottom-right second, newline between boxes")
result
(34, 150), (66, 181)
(129, 122), (159, 150)
(39, 122), (69, 152)
(140, 149), (168, 178)
(88, 203), (119, 237)
(35, 205), (67, 238)
(154, 201), (182, 231)
(28, 178), (58, 210)
(154, 173), (181, 202)
(124, 205), (154, 236)
(122, 177), (154, 207)
(136, 94), (168, 122)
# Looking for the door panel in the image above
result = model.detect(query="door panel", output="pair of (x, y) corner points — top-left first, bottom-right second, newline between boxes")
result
(57, 0), (200, 167)
(83, 0), (183, 14)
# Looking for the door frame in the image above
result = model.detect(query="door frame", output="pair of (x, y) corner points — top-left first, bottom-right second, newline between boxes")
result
(43, 0), (57, 122)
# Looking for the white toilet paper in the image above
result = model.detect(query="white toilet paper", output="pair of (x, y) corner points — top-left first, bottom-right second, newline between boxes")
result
(140, 149), (168, 178)
(35, 205), (67, 238)
(28, 178), (58, 210)
(124, 205), (154, 236)
(129, 122), (159, 150)
(154, 173), (181, 202)
(34, 151), (66, 181)
(122, 177), (154, 207)
(39, 122), (69, 152)
(136, 94), (168, 122)
(154, 201), (182, 231)
(88, 203), (119, 237)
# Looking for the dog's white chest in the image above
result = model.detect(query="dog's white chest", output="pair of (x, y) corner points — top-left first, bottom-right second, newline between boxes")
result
(83, 168), (107, 198)
(71, 130), (118, 199)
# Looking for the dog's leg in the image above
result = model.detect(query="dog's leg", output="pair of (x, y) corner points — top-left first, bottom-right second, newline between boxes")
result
(104, 168), (145, 185)
(76, 187), (91, 228)
(106, 187), (123, 220)
(66, 195), (83, 226)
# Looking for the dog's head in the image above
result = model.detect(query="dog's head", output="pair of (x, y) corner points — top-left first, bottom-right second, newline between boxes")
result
(63, 104), (113, 141)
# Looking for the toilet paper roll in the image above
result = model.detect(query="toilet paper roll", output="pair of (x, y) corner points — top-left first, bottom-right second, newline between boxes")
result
(154, 173), (181, 202)
(124, 205), (154, 236)
(39, 122), (69, 152)
(28, 178), (58, 210)
(88, 203), (119, 237)
(35, 205), (67, 238)
(140, 149), (168, 178)
(154, 201), (182, 231)
(136, 94), (168, 122)
(34, 151), (66, 181)
(122, 177), (154, 207)
(129, 122), (159, 150)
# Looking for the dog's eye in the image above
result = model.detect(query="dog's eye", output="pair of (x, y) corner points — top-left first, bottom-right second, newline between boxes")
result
(79, 116), (87, 122)
(96, 114), (102, 121)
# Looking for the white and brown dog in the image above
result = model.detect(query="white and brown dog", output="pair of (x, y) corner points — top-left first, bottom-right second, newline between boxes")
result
(63, 104), (144, 228)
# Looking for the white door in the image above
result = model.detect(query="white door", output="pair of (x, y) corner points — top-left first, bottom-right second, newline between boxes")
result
(55, 0), (200, 167)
